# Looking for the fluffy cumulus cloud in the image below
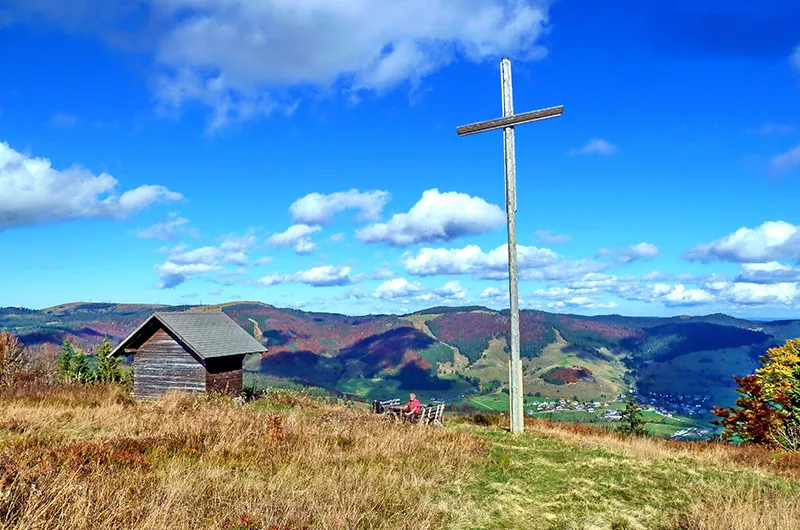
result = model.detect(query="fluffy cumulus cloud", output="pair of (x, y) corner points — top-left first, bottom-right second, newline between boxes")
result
(770, 142), (800, 172)
(290, 189), (390, 225)
(154, 245), (221, 289)
(257, 265), (353, 287)
(724, 282), (799, 306)
(357, 189), (505, 246)
(736, 262), (800, 284)
(403, 243), (559, 278)
(369, 278), (467, 304)
(0, 141), (181, 230)
(661, 285), (715, 307)
(6, 0), (550, 129)
(136, 213), (196, 240)
(268, 224), (322, 254)
(684, 221), (800, 263)
(372, 278), (424, 300)
(152, 232), (259, 288)
(568, 139), (618, 156)
(436, 281), (467, 300)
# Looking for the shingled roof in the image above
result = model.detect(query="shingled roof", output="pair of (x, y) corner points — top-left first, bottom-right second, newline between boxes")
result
(112, 311), (266, 359)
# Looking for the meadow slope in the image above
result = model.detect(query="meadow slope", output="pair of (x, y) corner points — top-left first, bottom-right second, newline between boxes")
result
(1, 385), (799, 530)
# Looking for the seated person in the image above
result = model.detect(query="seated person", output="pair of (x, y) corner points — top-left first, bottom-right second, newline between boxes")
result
(401, 393), (422, 420)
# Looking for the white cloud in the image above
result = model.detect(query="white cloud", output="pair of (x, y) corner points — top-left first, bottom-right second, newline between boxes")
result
(10, 0), (550, 129)
(222, 251), (248, 266)
(481, 287), (505, 300)
(520, 259), (612, 282)
(372, 278), (424, 300)
(684, 221), (800, 263)
(436, 280), (467, 300)
(155, 261), (218, 289)
(724, 282), (798, 306)
(154, 241), (254, 287)
(117, 185), (182, 211)
(268, 224), (321, 254)
(290, 189), (390, 225)
(597, 242), (659, 263)
(257, 265), (352, 287)
(156, 0), (550, 128)
(369, 267), (396, 280)
(0, 141), (181, 230)
(661, 285), (715, 307)
(252, 257), (274, 266)
(735, 262), (800, 284)
(357, 189), (505, 246)
(219, 233), (258, 253)
(534, 230), (571, 244)
(330, 233), (346, 242)
(166, 245), (220, 266)
(404, 243), (559, 278)
(136, 213), (196, 240)
(569, 138), (618, 156)
(770, 142), (800, 172)
(368, 278), (466, 304)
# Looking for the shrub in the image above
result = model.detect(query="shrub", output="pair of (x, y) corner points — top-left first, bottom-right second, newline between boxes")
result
(616, 394), (648, 437)
(0, 331), (27, 387)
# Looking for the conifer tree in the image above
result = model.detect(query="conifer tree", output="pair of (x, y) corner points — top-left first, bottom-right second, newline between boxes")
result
(616, 394), (649, 437)
(57, 339), (74, 381)
(96, 337), (120, 383)
(70, 350), (92, 383)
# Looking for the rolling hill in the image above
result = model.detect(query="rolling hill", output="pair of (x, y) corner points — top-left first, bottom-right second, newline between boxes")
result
(0, 301), (791, 413)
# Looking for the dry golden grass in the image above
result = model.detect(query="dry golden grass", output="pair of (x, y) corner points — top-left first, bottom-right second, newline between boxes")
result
(2, 385), (800, 530)
(0, 385), (484, 530)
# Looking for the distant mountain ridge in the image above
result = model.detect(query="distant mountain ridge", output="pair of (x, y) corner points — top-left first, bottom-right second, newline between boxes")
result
(2, 301), (799, 409)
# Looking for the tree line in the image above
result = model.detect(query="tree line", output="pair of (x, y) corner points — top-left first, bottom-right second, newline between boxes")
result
(56, 338), (129, 384)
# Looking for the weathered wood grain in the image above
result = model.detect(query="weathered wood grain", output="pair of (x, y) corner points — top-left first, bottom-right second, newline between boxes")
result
(206, 369), (243, 394)
(456, 105), (563, 136)
(133, 328), (206, 399)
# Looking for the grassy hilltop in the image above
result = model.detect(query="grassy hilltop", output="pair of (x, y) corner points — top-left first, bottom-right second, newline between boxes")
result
(1, 384), (799, 530)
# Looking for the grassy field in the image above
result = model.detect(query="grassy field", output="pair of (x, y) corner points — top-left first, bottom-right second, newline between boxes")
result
(1, 384), (800, 529)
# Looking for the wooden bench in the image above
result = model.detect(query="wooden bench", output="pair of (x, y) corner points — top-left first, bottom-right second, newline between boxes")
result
(373, 398), (400, 414)
(417, 404), (445, 426)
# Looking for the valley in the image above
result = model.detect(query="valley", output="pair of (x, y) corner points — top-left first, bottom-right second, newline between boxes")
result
(0, 301), (788, 439)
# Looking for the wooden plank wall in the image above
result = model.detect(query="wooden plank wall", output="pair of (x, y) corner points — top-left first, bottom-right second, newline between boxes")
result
(134, 328), (206, 399)
(205, 355), (244, 395)
(206, 370), (243, 394)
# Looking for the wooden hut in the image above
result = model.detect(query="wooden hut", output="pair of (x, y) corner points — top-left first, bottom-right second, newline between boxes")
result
(111, 312), (266, 399)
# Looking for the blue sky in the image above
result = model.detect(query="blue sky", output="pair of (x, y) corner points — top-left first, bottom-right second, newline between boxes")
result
(1, 0), (799, 317)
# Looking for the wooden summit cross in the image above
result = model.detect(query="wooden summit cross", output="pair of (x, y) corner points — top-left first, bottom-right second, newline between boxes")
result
(456, 58), (563, 435)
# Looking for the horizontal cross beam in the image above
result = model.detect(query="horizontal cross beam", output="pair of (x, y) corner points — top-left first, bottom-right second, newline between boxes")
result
(456, 105), (564, 136)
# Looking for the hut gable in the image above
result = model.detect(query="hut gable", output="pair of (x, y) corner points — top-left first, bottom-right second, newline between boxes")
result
(112, 312), (266, 399)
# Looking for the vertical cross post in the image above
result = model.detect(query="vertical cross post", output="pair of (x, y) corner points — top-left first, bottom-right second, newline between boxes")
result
(501, 58), (524, 435)
(456, 58), (563, 435)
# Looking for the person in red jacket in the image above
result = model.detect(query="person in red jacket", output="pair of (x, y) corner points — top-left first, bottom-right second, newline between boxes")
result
(402, 393), (421, 420)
